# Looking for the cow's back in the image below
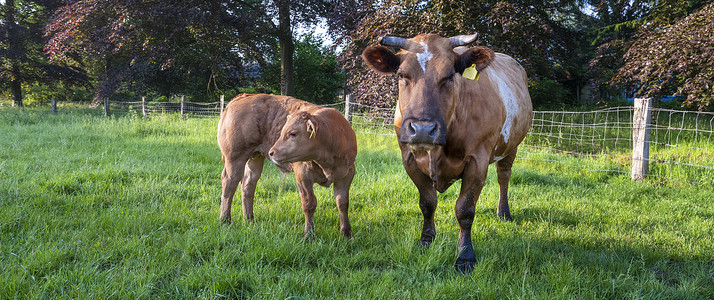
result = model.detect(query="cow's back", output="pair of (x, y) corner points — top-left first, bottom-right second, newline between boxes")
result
(454, 53), (532, 158)
(217, 94), (319, 160)
(314, 108), (358, 166)
(483, 53), (533, 149)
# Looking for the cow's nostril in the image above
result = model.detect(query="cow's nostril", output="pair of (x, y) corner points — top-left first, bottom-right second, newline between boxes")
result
(428, 124), (438, 139)
(268, 150), (275, 157)
(408, 122), (417, 136)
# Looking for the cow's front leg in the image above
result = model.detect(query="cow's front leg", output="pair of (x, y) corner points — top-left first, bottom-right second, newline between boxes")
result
(295, 167), (317, 238)
(454, 156), (488, 273)
(403, 154), (438, 246)
(332, 168), (354, 238)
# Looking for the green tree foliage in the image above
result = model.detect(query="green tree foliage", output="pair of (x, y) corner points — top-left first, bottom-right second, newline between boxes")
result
(41, 0), (339, 103)
(230, 0), (332, 96)
(0, 0), (87, 107)
(256, 34), (344, 104)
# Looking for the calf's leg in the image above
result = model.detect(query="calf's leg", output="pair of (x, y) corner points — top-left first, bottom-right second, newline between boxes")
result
(220, 154), (249, 224)
(454, 156), (488, 273)
(241, 155), (265, 221)
(295, 175), (317, 238)
(496, 151), (517, 221)
(333, 169), (354, 238)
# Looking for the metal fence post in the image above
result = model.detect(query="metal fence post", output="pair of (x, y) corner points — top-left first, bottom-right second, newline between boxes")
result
(51, 98), (57, 115)
(632, 97), (652, 181)
(344, 94), (352, 123)
(180, 95), (185, 120)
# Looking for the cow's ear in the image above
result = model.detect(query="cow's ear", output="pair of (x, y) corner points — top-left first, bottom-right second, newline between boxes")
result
(455, 46), (495, 74)
(306, 117), (317, 139)
(362, 46), (400, 74)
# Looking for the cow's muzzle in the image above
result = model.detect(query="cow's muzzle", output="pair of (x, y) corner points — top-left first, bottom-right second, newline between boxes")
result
(400, 119), (446, 145)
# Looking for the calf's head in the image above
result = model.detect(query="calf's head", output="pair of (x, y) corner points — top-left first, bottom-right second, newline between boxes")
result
(269, 111), (319, 164)
(362, 33), (495, 148)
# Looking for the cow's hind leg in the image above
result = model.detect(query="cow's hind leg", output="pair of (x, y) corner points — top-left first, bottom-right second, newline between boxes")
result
(333, 169), (354, 238)
(496, 150), (517, 221)
(220, 154), (249, 224)
(241, 154), (265, 221)
(454, 156), (489, 273)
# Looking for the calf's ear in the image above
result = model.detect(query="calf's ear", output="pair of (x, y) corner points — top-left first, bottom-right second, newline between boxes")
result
(362, 46), (400, 74)
(455, 46), (495, 74)
(306, 117), (317, 139)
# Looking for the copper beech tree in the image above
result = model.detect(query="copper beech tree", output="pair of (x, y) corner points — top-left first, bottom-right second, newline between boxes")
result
(614, 2), (713, 110)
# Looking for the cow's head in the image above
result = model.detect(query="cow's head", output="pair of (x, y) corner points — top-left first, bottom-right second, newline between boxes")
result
(269, 111), (319, 164)
(362, 33), (495, 148)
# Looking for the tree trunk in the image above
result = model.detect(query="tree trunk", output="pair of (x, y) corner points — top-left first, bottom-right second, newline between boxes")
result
(5, 0), (24, 107)
(278, 0), (294, 96)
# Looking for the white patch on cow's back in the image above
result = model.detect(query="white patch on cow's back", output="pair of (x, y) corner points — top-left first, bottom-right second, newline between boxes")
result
(416, 42), (433, 72)
(487, 69), (519, 143)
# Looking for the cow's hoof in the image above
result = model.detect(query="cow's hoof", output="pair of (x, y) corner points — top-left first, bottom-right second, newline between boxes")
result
(455, 258), (475, 274)
(418, 239), (432, 247)
(341, 230), (352, 239)
(219, 216), (231, 225)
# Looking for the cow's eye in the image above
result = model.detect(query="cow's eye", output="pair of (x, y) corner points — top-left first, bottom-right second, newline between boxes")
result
(398, 72), (410, 83)
(441, 74), (455, 86)
(289, 132), (297, 137)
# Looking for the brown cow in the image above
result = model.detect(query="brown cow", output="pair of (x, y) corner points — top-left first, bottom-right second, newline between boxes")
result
(362, 33), (533, 272)
(217, 94), (357, 238)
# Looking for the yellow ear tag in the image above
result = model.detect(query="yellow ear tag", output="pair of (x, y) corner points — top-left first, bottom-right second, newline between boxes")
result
(309, 130), (316, 139)
(462, 64), (479, 81)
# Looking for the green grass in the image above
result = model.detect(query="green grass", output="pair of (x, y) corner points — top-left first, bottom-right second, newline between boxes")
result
(1, 107), (713, 299)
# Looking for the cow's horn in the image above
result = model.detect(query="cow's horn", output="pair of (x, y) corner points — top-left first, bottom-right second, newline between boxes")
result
(379, 36), (407, 48)
(379, 36), (423, 52)
(449, 34), (478, 47)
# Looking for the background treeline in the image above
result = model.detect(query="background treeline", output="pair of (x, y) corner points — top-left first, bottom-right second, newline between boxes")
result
(1, 0), (712, 110)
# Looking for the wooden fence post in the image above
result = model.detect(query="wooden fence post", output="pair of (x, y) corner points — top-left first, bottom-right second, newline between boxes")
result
(180, 95), (185, 120)
(142, 96), (147, 120)
(632, 97), (652, 181)
(220, 94), (225, 115)
(104, 98), (110, 117)
(344, 94), (352, 123)
(51, 98), (57, 115)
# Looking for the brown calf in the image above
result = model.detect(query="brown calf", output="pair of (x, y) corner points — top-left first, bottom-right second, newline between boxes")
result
(217, 94), (357, 237)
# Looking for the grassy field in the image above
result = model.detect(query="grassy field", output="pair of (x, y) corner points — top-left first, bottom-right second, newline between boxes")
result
(1, 106), (713, 299)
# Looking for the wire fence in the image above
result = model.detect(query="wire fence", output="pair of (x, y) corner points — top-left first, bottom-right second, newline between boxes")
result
(53, 98), (714, 186)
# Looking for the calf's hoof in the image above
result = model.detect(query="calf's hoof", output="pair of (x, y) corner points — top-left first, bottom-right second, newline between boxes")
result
(219, 215), (231, 225)
(455, 258), (475, 274)
(497, 210), (512, 222)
